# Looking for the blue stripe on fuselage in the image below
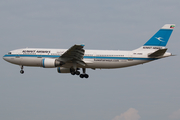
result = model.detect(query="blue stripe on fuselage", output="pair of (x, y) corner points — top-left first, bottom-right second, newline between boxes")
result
(42, 59), (45, 68)
(3, 54), (158, 61)
(3, 54), (58, 58)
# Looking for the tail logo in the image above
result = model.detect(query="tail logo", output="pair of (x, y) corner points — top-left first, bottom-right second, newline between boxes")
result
(170, 25), (175, 29)
(155, 37), (164, 42)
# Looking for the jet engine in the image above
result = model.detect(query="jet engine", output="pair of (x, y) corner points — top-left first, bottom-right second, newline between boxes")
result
(42, 58), (64, 68)
(57, 67), (70, 73)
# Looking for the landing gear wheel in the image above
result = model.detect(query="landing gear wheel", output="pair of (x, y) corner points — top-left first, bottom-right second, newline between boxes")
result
(75, 71), (80, 75)
(79, 74), (89, 78)
(84, 74), (89, 78)
(20, 70), (24, 74)
(71, 71), (76, 75)
(70, 68), (75, 75)
(80, 74), (84, 78)
(79, 68), (89, 79)
(20, 65), (24, 74)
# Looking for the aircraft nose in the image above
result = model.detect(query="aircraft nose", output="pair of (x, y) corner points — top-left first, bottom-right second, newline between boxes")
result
(3, 55), (8, 61)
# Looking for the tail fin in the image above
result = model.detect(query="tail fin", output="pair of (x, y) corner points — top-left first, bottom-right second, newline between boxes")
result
(144, 24), (175, 46)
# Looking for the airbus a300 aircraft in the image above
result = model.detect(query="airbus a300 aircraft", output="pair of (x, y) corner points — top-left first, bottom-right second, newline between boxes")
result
(3, 24), (175, 78)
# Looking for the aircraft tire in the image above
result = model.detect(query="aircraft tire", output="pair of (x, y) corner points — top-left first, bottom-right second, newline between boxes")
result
(85, 74), (89, 78)
(20, 70), (24, 74)
(80, 74), (84, 78)
(76, 71), (80, 75)
(71, 72), (76, 75)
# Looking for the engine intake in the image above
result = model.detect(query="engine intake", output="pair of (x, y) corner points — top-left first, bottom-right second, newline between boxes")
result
(42, 58), (64, 68)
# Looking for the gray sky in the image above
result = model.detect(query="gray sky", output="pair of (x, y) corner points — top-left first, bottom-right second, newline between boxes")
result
(0, 0), (180, 120)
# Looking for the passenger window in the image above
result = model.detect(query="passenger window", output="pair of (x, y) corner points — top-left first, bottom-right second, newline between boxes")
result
(8, 52), (11, 54)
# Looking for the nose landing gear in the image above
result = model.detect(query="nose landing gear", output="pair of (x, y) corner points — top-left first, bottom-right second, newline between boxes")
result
(20, 66), (24, 74)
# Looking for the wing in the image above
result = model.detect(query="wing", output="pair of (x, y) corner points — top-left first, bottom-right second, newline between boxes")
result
(58, 44), (86, 66)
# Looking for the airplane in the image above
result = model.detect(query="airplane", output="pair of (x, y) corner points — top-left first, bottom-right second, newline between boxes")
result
(3, 24), (175, 78)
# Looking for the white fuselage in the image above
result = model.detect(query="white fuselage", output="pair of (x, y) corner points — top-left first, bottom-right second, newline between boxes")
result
(3, 47), (171, 69)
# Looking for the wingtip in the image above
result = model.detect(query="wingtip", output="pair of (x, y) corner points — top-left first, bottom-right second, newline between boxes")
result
(171, 54), (177, 56)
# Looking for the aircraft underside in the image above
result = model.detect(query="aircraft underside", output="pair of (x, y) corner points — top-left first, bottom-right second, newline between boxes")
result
(4, 56), (153, 78)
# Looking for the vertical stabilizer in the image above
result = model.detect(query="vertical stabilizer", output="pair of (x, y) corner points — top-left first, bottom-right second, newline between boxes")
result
(144, 24), (175, 46)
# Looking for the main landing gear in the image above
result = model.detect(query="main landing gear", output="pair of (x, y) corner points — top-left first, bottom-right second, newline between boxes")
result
(70, 68), (89, 78)
(20, 65), (24, 74)
(80, 68), (89, 78)
(70, 68), (80, 75)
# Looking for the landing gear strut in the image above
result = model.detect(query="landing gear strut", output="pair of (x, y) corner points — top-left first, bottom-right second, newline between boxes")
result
(80, 68), (89, 78)
(20, 65), (24, 74)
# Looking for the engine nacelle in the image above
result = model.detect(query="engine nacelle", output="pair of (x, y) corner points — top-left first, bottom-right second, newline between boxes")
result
(57, 67), (70, 73)
(42, 58), (64, 68)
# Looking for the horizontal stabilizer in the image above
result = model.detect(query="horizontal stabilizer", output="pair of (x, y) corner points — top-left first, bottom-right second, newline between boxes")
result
(148, 48), (167, 58)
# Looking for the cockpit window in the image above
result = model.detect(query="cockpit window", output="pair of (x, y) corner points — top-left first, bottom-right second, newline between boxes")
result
(8, 52), (11, 54)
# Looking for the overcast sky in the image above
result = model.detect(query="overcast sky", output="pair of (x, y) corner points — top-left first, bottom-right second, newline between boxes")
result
(0, 0), (180, 120)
